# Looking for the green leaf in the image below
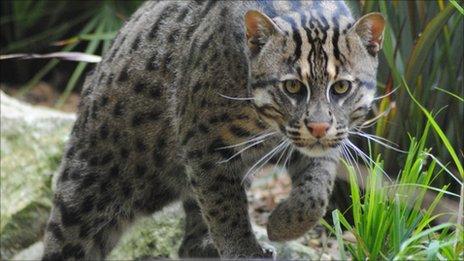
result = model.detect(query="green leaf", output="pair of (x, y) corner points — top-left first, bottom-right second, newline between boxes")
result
(405, 4), (456, 84)
(403, 78), (464, 177)
(332, 210), (348, 261)
(55, 15), (106, 107)
(450, 0), (464, 15)
(398, 223), (455, 254)
(433, 87), (464, 102)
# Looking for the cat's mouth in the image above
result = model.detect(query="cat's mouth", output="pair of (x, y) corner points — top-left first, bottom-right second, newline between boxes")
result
(288, 136), (346, 156)
(291, 138), (341, 148)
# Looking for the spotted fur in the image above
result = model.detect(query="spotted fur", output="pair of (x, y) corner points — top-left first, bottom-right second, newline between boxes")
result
(43, 1), (384, 259)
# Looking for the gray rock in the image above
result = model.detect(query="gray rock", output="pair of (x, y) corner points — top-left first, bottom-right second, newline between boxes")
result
(12, 241), (44, 261)
(0, 91), (75, 259)
(254, 225), (323, 260)
(1, 92), (322, 260)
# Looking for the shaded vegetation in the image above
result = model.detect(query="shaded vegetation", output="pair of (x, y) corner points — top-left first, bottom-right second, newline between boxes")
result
(324, 113), (462, 259)
(1, 0), (143, 105)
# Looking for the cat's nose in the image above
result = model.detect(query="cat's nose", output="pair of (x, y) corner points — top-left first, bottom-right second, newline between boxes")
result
(306, 122), (330, 138)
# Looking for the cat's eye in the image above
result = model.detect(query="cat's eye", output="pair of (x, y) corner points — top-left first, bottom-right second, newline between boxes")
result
(331, 80), (352, 96)
(284, 80), (303, 95)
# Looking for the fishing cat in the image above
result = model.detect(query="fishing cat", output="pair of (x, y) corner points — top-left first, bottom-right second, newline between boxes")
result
(42, 0), (384, 259)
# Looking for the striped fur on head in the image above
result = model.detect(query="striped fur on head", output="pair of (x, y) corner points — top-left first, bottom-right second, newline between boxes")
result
(245, 1), (385, 157)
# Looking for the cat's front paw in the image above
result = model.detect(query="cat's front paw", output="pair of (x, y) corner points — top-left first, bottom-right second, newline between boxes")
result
(267, 199), (321, 241)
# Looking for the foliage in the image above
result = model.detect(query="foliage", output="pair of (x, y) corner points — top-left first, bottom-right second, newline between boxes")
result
(0, 0), (143, 106)
(352, 0), (463, 191)
(323, 115), (463, 259)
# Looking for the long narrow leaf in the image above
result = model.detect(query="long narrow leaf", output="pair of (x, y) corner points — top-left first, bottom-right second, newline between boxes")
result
(0, 52), (101, 63)
(403, 78), (464, 177)
(405, 4), (456, 84)
(332, 210), (348, 260)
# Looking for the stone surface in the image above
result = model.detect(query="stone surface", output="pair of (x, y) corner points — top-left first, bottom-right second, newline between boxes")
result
(0, 91), (75, 259)
(1, 91), (321, 260)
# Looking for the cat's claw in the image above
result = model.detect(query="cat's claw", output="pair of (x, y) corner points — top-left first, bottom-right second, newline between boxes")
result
(261, 244), (276, 260)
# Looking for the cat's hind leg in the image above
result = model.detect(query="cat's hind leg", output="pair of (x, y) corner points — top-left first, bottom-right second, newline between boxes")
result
(178, 197), (219, 258)
(43, 183), (133, 260)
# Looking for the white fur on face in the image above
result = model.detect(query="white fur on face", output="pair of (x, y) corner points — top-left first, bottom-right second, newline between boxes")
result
(297, 145), (339, 157)
(252, 88), (273, 107)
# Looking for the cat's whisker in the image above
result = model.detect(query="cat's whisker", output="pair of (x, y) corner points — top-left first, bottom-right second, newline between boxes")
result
(425, 152), (463, 186)
(283, 146), (295, 171)
(339, 144), (349, 165)
(359, 105), (393, 128)
(217, 93), (255, 101)
(218, 132), (276, 149)
(356, 133), (402, 151)
(349, 147), (366, 189)
(218, 139), (267, 164)
(271, 142), (291, 174)
(358, 120), (377, 129)
(242, 139), (287, 184)
(352, 129), (398, 146)
(348, 131), (407, 154)
(340, 143), (364, 188)
(372, 87), (399, 101)
(262, 140), (291, 171)
(344, 140), (392, 182)
(247, 140), (288, 180)
(340, 146), (352, 169)
(343, 141), (374, 187)
(340, 143), (355, 168)
(344, 140), (375, 168)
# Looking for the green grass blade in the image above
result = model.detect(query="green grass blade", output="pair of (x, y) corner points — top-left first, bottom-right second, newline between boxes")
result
(403, 78), (464, 177)
(79, 32), (117, 41)
(17, 13), (101, 96)
(332, 210), (348, 260)
(433, 87), (464, 102)
(55, 16), (106, 107)
(405, 3), (456, 84)
(2, 12), (92, 53)
(398, 223), (455, 254)
(450, 0), (464, 15)
(348, 164), (362, 231)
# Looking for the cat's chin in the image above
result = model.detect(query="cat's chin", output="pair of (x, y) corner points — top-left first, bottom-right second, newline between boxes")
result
(295, 145), (340, 157)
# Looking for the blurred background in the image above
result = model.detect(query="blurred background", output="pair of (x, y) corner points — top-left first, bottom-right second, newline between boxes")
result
(1, 0), (463, 260)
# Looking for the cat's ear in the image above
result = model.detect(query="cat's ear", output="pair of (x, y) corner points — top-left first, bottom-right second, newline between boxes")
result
(352, 12), (385, 56)
(244, 10), (280, 53)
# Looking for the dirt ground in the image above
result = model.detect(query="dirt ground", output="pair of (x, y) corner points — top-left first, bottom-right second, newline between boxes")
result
(1, 82), (80, 112)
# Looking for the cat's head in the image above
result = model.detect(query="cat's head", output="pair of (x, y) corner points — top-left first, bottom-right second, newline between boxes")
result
(244, 9), (385, 156)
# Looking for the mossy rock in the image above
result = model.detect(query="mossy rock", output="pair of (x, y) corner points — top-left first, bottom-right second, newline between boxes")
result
(109, 206), (185, 260)
(1, 202), (50, 258)
(0, 92), (75, 259)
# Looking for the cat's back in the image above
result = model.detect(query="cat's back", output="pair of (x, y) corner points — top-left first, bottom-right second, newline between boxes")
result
(76, 0), (354, 136)
(80, 1), (251, 113)
(97, 1), (247, 79)
(85, 0), (353, 100)
(70, 1), (256, 166)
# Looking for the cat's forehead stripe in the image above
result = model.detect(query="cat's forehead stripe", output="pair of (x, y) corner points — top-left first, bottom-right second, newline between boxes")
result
(281, 14), (302, 64)
(277, 8), (355, 86)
